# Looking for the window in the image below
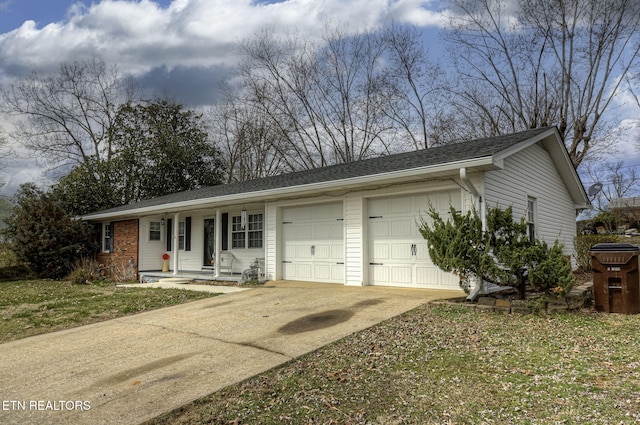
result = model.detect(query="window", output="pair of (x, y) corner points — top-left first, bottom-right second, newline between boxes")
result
(178, 221), (185, 250)
(248, 213), (264, 248)
(149, 221), (161, 241)
(231, 213), (264, 249)
(103, 222), (114, 253)
(231, 215), (245, 248)
(527, 197), (536, 243)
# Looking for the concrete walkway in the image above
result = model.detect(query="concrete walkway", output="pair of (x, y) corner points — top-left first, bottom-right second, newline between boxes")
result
(0, 281), (462, 425)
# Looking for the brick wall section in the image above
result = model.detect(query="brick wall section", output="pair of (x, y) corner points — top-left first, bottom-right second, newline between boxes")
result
(97, 219), (139, 280)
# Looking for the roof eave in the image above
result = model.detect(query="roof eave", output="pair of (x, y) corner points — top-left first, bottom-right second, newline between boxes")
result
(82, 157), (496, 221)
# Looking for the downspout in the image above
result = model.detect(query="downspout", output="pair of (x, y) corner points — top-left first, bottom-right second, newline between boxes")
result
(459, 168), (485, 300)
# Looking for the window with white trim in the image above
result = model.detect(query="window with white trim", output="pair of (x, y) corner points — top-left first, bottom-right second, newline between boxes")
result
(248, 213), (264, 248)
(231, 213), (264, 249)
(527, 197), (536, 243)
(178, 221), (185, 250)
(231, 215), (245, 248)
(149, 221), (161, 241)
(103, 222), (114, 253)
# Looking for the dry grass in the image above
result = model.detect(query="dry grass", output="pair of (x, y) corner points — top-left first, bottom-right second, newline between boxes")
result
(149, 303), (640, 425)
(0, 279), (219, 343)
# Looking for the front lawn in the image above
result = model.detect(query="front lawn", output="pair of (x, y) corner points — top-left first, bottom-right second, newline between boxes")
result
(0, 279), (218, 343)
(149, 303), (640, 424)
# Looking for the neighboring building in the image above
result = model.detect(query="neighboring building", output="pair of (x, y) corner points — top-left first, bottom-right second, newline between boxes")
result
(83, 126), (589, 290)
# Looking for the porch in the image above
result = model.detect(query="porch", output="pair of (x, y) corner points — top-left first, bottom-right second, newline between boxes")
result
(139, 270), (242, 284)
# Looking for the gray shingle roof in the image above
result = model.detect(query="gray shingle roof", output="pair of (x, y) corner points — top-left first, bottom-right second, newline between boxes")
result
(85, 126), (555, 217)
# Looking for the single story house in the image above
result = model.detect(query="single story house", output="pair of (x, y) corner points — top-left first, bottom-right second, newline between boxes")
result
(83, 126), (590, 290)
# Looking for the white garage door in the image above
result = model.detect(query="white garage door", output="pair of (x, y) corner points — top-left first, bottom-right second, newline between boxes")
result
(368, 190), (461, 289)
(282, 202), (344, 283)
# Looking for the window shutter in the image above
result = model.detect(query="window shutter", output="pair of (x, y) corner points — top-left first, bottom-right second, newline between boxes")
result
(185, 217), (192, 251)
(166, 219), (173, 251)
(222, 213), (229, 250)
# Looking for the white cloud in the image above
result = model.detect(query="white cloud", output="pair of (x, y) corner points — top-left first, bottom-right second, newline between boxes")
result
(0, 0), (446, 78)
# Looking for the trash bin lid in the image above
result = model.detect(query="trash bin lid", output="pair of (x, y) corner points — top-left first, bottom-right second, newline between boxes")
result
(590, 243), (640, 252)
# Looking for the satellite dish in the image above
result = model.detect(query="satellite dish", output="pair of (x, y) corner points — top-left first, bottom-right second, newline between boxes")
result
(588, 182), (603, 198)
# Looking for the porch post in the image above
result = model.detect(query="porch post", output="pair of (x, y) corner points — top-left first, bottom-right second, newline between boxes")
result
(172, 213), (180, 275)
(215, 209), (222, 278)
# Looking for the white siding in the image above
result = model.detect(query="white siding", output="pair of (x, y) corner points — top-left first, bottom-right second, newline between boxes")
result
(484, 143), (577, 256)
(344, 197), (365, 286)
(138, 216), (167, 271)
(265, 203), (278, 281)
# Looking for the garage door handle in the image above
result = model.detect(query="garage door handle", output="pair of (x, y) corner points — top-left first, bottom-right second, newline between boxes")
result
(411, 244), (417, 256)
(283, 261), (292, 264)
(370, 262), (383, 266)
(337, 262), (344, 265)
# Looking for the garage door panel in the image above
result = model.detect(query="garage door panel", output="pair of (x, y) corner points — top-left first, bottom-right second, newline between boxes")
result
(369, 221), (389, 237)
(392, 266), (412, 284)
(296, 246), (312, 259)
(370, 243), (389, 260)
(391, 243), (412, 260)
(368, 191), (460, 289)
(391, 220), (411, 237)
(282, 202), (344, 283)
(416, 242), (430, 261)
(391, 197), (412, 214)
(370, 265), (389, 281)
(314, 244), (331, 259)
(313, 264), (331, 280)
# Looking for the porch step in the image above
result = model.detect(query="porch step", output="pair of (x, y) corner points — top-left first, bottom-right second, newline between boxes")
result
(158, 277), (191, 284)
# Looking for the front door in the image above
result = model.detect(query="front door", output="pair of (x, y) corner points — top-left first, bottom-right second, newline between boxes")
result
(203, 219), (215, 267)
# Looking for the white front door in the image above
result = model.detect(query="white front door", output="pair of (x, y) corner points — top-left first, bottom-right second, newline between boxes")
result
(368, 191), (461, 289)
(281, 202), (344, 283)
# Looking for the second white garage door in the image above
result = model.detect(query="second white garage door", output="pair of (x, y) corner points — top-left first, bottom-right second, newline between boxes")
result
(368, 190), (461, 289)
(282, 202), (344, 283)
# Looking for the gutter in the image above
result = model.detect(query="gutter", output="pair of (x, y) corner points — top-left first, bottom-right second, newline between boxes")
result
(459, 167), (486, 301)
(82, 157), (496, 221)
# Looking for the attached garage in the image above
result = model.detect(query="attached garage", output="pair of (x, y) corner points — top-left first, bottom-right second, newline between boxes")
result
(368, 190), (461, 289)
(281, 202), (345, 283)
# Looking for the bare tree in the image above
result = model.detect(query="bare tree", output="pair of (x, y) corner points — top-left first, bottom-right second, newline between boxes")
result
(232, 23), (441, 173)
(209, 92), (288, 183)
(586, 161), (639, 211)
(1, 57), (139, 174)
(444, 0), (640, 167)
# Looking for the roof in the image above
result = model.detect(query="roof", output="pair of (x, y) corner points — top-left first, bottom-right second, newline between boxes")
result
(83, 126), (587, 219)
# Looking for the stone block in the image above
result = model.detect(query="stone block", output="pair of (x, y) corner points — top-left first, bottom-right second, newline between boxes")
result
(495, 299), (512, 308)
(477, 297), (496, 306)
(510, 305), (531, 314)
(547, 302), (569, 313)
(476, 304), (495, 312)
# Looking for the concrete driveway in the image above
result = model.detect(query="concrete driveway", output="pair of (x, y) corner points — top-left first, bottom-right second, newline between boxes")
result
(0, 281), (462, 425)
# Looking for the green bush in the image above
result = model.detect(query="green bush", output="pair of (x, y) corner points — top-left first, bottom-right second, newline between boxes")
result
(2, 184), (97, 279)
(529, 241), (575, 296)
(0, 265), (33, 281)
(420, 205), (574, 299)
(574, 234), (620, 271)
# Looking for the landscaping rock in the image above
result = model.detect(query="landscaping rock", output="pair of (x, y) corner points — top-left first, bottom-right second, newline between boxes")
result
(494, 299), (512, 314)
(477, 297), (496, 306)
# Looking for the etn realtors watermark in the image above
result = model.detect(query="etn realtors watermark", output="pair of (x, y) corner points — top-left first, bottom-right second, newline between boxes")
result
(2, 400), (91, 411)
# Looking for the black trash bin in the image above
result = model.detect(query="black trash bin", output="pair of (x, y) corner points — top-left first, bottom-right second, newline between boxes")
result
(589, 243), (640, 314)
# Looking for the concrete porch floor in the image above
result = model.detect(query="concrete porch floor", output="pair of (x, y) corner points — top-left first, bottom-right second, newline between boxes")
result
(139, 270), (241, 283)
